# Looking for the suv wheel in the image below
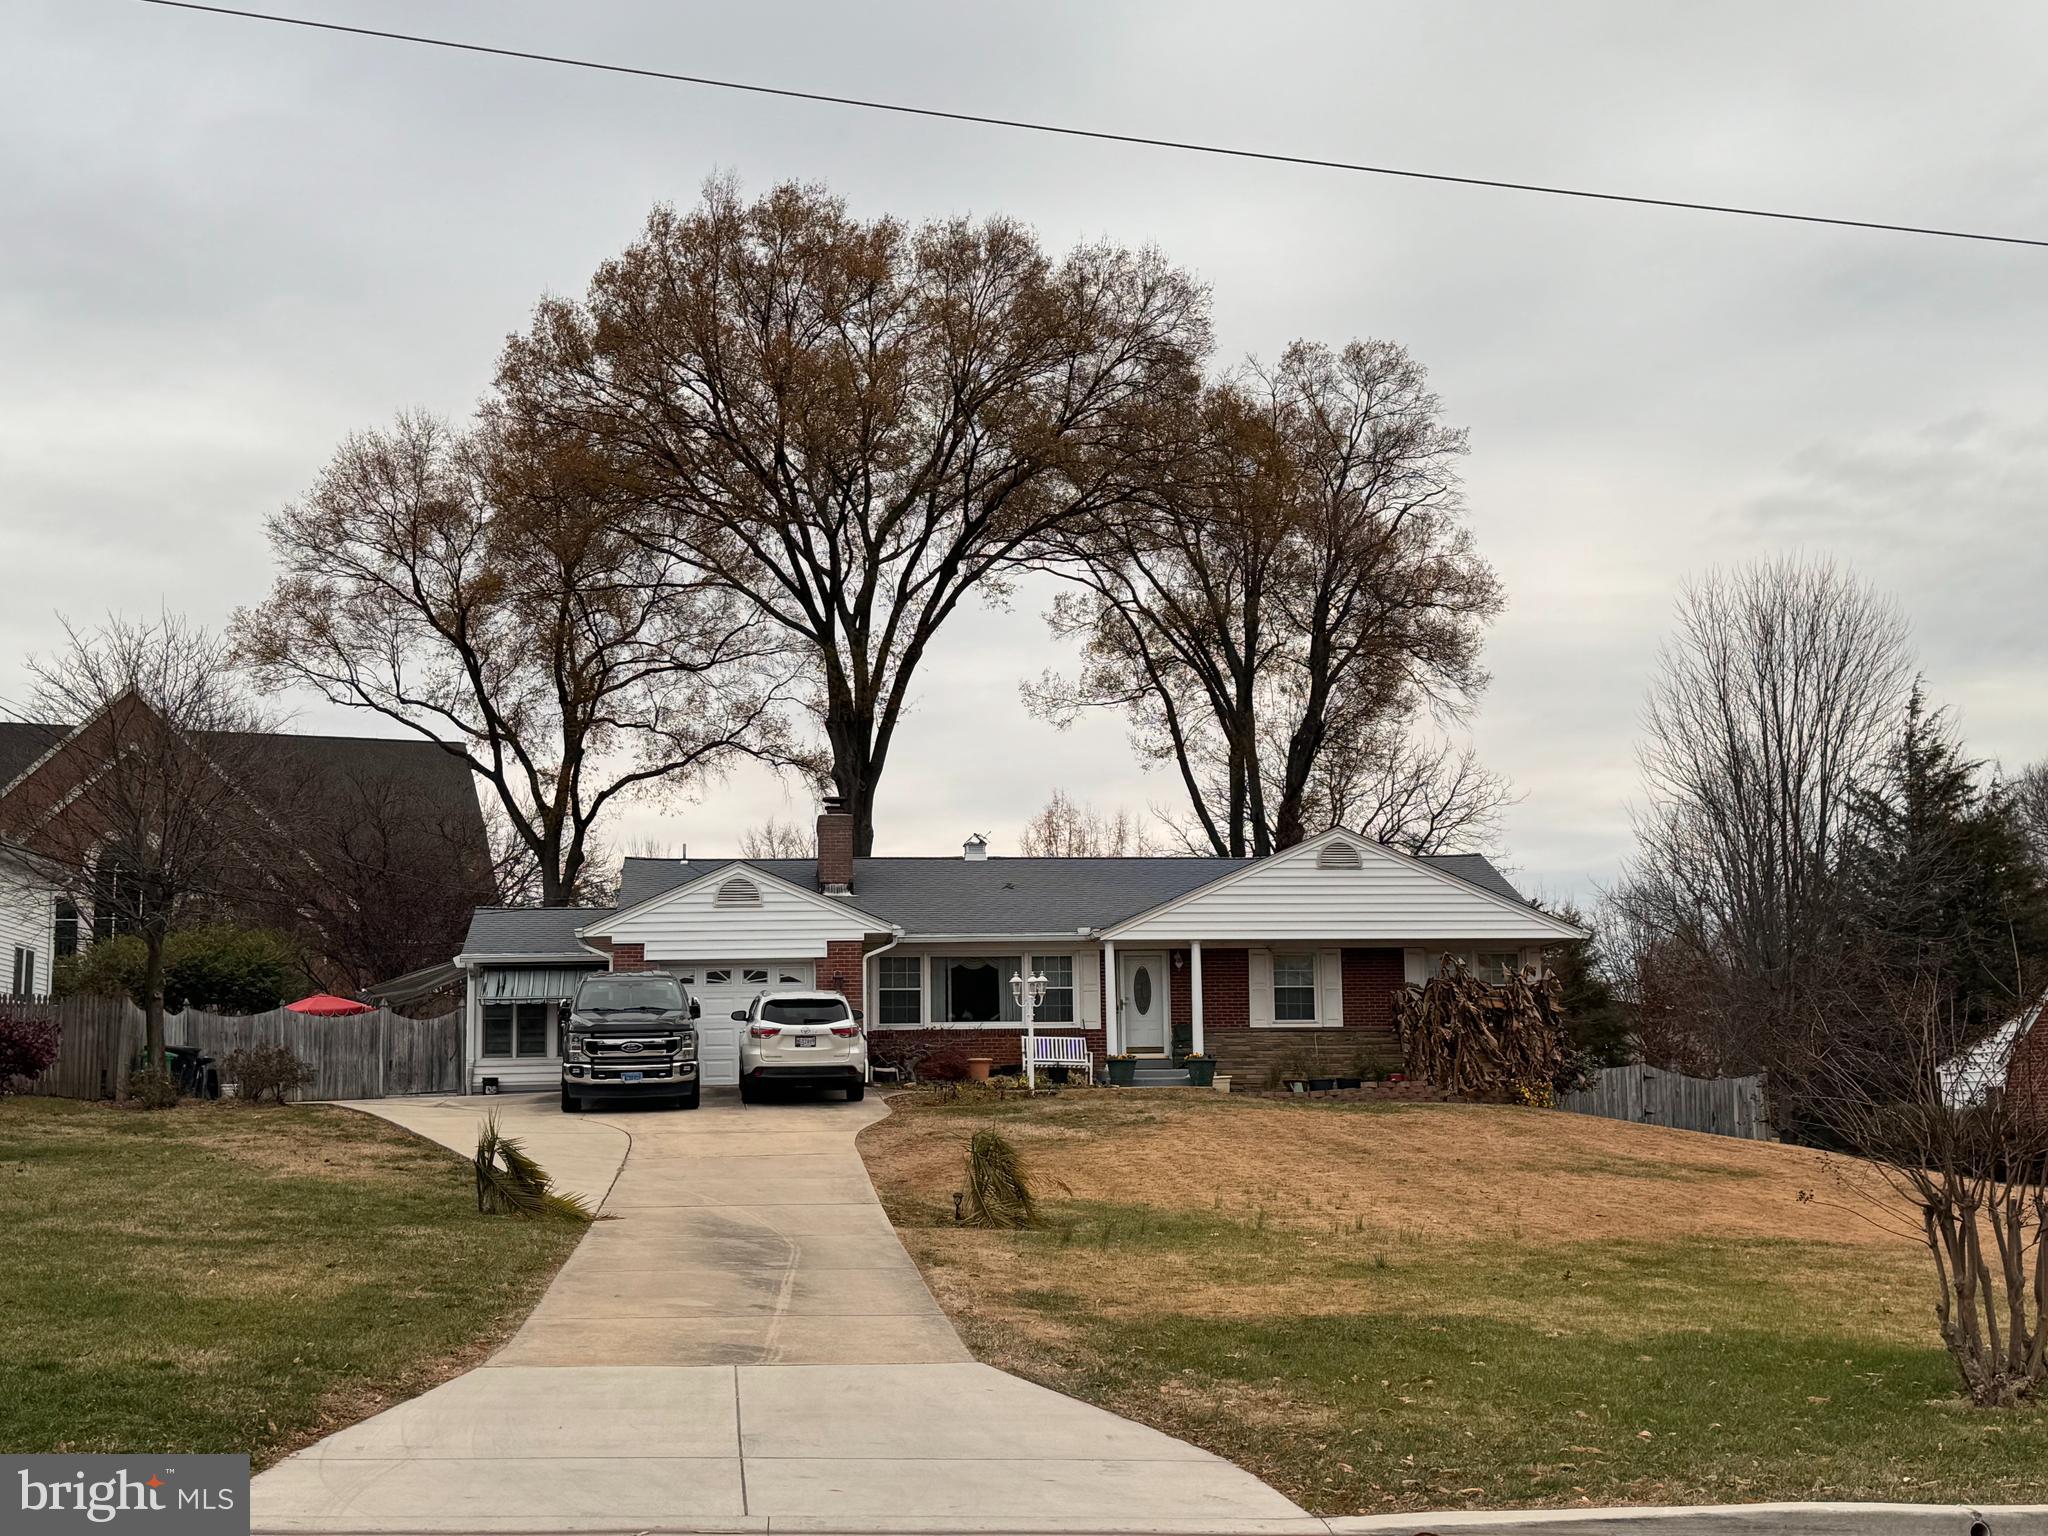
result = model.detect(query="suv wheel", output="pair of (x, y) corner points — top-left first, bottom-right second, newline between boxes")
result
(738, 1076), (757, 1105)
(560, 1085), (578, 1113)
(677, 1085), (700, 1110)
(847, 1083), (866, 1102)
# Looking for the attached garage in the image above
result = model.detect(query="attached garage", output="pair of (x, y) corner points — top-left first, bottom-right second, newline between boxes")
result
(663, 959), (816, 1085)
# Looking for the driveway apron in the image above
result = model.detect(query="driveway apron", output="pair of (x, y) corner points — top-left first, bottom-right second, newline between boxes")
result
(253, 1090), (1312, 1533)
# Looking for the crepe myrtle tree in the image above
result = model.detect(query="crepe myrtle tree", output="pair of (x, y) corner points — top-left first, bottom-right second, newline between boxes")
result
(493, 175), (1211, 854)
(236, 413), (810, 906)
(1, 615), (293, 1082)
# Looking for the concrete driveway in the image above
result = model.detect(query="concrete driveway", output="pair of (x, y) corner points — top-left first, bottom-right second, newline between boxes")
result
(253, 1089), (1313, 1533)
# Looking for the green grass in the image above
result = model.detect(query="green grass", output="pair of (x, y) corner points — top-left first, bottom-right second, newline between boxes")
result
(863, 1093), (2048, 1514)
(0, 1097), (583, 1467)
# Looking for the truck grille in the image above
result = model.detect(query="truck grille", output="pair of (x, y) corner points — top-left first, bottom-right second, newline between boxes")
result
(588, 1037), (680, 1059)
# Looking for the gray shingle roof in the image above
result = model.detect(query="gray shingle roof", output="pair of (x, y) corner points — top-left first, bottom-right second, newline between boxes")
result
(461, 905), (614, 958)
(610, 849), (1530, 937)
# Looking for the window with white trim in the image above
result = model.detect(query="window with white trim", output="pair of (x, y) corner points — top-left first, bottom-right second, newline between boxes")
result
(11, 946), (33, 997)
(1272, 953), (1317, 1022)
(1475, 951), (1520, 984)
(482, 1001), (552, 1058)
(1031, 954), (1075, 1023)
(878, 955), (922, 1025)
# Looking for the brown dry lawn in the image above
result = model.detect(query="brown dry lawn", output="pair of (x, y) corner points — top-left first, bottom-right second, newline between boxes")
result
(859, 1088), (2048, 1516)
(0, 1096), (583, 1467)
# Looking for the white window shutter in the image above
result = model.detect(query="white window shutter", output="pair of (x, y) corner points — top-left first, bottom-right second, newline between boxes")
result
(1248, 948), (1274, 1027)
(1403, 947), (1429, 985)
(1078, 952), (1101, 1026)
(1318, 949), (1344, 1027)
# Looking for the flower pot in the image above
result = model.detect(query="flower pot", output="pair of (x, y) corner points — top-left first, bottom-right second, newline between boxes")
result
(1180, 1058), (1216, 1088)
(965, 1056), (994, 1082)
(1108, 1058), (1137, 1087)
(1284, 1078), (1307, 1095)
(1212, 1073), (1232, 1095)
(1334, 1076), (1363, 1090)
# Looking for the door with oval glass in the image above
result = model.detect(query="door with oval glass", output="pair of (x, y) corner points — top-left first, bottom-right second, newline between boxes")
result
(1119, 951), (1169, 1054)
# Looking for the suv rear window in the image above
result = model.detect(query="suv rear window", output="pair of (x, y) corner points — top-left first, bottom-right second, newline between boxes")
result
(575, 975), (685, 1014)
(761, 997), (852, 1026)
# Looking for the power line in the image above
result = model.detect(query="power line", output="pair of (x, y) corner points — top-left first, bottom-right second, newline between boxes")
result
(143, 0), (2047, 252)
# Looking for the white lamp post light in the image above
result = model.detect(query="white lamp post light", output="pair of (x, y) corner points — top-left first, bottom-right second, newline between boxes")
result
(1011, 967), (1049, 1088)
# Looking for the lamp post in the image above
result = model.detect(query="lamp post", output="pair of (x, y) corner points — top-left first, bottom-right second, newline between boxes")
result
(1011, 967), (1049, 1089)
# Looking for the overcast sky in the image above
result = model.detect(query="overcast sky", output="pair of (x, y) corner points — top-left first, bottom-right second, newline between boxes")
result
(5, 1), (2045, 903)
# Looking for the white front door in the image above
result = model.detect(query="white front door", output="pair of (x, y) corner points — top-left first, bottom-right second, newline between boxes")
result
(1119, 951), (1169, 1054)
(665, 960), (814, 1085)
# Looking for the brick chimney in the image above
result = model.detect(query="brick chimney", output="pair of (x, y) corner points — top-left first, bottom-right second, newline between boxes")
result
(817, 796), (854, 893)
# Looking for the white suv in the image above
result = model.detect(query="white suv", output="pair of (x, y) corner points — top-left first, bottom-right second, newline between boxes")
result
(735, 990), (867, 1103)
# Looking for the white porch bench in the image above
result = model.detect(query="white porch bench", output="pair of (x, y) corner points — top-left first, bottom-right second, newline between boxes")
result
(1026, 1034), (1094, 1081)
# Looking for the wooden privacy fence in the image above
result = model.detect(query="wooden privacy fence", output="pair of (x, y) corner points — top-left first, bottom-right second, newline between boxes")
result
(1557, 1064), (1773, 1141)
(3, 994), (462, 1102)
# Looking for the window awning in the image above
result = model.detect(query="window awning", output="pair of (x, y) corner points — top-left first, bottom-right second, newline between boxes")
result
(480, 965), (604, 1002)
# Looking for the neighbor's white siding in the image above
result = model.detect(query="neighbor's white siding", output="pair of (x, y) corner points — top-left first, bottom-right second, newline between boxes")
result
(602, 869), (873, 958)
(0, 856), (54, 995)
(1106, 836), (1576, 944)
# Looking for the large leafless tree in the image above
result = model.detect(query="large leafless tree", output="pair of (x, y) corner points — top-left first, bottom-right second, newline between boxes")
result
(1, 616), (289, 1079)
(1614, 557), (1913, 1074)
(235, 413), (803, 905)
(492, 176), (1210, 854)
(1016, 789), (1159, 856)
(1032, 340), (1505, 856)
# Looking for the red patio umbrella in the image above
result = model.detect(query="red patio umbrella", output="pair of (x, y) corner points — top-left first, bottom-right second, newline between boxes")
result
(286, 993), (373, 1017)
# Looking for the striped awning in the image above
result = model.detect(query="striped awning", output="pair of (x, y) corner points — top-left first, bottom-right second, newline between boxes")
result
(480, 965), (604, 1002)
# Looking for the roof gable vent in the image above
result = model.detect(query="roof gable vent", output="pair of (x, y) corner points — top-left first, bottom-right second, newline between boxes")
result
(713, 875), (763, 909)
(1315, 840), (1364, 871)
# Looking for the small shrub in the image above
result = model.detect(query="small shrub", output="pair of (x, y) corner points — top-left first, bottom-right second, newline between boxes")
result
(0, 1004), (60, 1094)
(919, 1045), (973, 1082)
(223, 1043), (313, 1104)
(127, 1064), (180, 1110)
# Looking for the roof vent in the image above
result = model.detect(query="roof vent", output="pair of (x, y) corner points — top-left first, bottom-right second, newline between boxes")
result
(713, 875), (763, 909)
(963, 833), (988, 862)
(1316, 841), (1364, 871)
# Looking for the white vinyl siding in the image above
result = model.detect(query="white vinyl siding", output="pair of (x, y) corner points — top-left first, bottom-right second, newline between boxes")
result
(0, 859), (52, 997)
(600, 863), (874, 958)
(1106, 832), (1579, 944)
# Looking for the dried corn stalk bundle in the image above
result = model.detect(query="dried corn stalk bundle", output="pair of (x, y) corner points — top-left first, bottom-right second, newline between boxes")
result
(1394, 957), (1577, 1105)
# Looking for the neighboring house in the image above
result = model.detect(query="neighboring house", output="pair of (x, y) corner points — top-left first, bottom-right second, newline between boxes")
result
(1945, 992), (2048, 1115)
(0, 710), (490, 994)
(0, 836), (58, 997)
(453, 800), (1584, 1093)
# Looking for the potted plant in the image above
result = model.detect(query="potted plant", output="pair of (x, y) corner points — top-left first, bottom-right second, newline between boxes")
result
(965, 1055), (994, 1082)
(1178, 1051), (1216, 1088)
(1107, 1052), (1137, 1086)
(1212, 1072), (1232, 1095)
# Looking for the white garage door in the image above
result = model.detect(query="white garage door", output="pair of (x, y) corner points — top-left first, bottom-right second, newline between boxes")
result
(665, 960), (815, 1085)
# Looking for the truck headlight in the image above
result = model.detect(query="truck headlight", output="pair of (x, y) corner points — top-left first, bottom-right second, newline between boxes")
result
(564, 1034), (587, 1062)
(677, 1032), (697, 1059)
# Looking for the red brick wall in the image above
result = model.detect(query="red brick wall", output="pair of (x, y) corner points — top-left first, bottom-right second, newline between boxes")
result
(816, 811), (854, 890)
(609, 942), (647, 971)
(2010, 1019), (2048, 1119)
(821, 939), (866, 1011)
(1200, 946), (1250, 1028)
(869, 1026), (1107, 1073)
(1343, 947), (1404, 1048)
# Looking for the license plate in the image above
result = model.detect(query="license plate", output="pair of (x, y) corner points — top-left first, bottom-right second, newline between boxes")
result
(621, 1070), (644, 1081)
(792, 1036), (817, 1048)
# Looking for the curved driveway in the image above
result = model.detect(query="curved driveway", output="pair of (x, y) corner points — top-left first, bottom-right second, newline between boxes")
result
(252, 1089), (1312, 1533)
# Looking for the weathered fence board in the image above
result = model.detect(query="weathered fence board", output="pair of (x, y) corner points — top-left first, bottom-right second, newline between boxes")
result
(1558, 1064), (1772, 1141)
(3, 994), (462, 1101)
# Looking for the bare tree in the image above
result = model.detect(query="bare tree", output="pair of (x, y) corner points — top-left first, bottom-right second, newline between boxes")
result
(493, 175), (1210, 854)
(1614, 558), (1913, 1074)
(235, 412), (805, 905)
(2014, 760), (2048, 873)
(1794, 965), (2048, 1407)
(1016, 789), (1158, 856)
(738, 817), (817, 859)
(0, 615), (288, 1080)
(1033, 340), (1503, 855)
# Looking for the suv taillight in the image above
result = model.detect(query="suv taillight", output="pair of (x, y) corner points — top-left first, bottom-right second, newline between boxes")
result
(829, 1024), (860, 1037)
(749, 1025), (781, 1038)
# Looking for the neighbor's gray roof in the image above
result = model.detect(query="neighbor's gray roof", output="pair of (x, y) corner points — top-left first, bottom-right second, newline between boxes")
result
(461, 905), (614, 959)
(608, 850), (1531, 936)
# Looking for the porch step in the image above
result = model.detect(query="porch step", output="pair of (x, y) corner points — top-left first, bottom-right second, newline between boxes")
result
(1129, 1067), (1194, 1086)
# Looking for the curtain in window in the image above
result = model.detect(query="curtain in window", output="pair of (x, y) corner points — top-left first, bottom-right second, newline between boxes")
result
(937, 957), (1023, 1023)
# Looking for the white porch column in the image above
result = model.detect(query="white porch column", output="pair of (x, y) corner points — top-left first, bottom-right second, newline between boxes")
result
(1190, 939), (1203, 1056)
(1102, 940), (1117, 1055)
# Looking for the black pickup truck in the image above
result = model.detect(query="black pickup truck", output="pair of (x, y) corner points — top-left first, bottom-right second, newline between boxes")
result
(560, 971), (701, 1112)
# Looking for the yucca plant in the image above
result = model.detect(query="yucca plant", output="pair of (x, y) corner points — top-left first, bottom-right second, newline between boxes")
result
(962, 1128), (1043, 1229)
(474, 1111), (594, 1221)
